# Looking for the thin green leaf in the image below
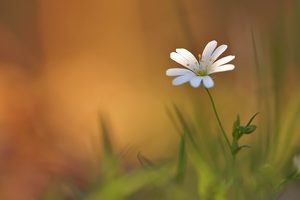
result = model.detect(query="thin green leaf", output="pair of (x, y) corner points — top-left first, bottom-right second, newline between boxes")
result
(246, 112), (259, 126)
(175, 133), (187, 183)
(98, 114), (114, 155)
(173, 104), (200, 153)
(137, 152), (156, 168)
(243, 125), (257, 134)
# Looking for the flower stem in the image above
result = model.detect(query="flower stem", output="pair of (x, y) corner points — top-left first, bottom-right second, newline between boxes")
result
(205, 88), (232, 154)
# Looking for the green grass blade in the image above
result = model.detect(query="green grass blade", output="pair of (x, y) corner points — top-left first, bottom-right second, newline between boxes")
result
(175, 132), (187, 183)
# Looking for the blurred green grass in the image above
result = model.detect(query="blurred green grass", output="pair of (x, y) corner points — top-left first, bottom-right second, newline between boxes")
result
(41, 93), (300, 199)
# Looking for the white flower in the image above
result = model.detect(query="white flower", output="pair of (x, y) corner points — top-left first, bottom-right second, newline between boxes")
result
(166, 40), (235, 88)
(293, 154), (300, 173)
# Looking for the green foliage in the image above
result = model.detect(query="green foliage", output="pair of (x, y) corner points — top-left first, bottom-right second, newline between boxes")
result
(137, 152), (156, 168)
(175, 133), (187, 183)
(231, 114), (258, 156)
(85, 167), (172, 200)
(85, 117), (173, 200)
(40, 99), (300, 200)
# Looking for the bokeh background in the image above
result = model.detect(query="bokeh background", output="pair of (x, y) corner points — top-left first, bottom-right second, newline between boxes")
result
(0, 0), (299, 199)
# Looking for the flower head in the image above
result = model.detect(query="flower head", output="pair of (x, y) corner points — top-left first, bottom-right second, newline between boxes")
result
(166, 40), (235, 88)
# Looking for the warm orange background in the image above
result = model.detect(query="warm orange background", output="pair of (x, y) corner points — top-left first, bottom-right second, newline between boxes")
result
(0, 0), (299, 199)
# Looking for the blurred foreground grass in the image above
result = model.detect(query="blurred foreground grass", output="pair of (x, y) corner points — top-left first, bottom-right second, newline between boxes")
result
(39, 57), (299, 199)
(40, 92), (300, 200)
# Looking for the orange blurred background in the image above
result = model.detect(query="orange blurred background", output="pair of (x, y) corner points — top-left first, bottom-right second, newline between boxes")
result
(0, 0), (299, 199)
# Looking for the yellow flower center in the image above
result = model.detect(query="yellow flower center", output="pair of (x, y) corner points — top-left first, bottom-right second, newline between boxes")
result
(197, 70), (207, 76)
(197, 53), (208, 76)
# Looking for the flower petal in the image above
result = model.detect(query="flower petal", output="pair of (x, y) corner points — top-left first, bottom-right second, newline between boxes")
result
(202, 76), (214, 88)
(172, 74), (195, 86)
(175, 48), (199, 70)
(208, 64), (235, 74)
(189, 77), (203, 88)
(166, 68), (193, 76)
(202, 40), (217, 62)
(210, 45), (227, 62)
(211, 55), (235, 68)
(170, 52), (193, 70)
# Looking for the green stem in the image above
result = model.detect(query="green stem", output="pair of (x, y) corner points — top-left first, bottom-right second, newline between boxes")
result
(205, 88), (232, 154)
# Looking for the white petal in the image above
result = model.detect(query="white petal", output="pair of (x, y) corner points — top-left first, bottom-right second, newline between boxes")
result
(189, 77), (203, 88)
(208, 64), (235, 74)
(202, 40), (217, 61)
(170, 52), (192, 70)
(166, 68), (193, 76)
(211, 55), (235, 68)
(172, 74), (195, 86)
(175, 48), (199, 68)
(210, 45), (227, 62)
(202, 76), (214, 88)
